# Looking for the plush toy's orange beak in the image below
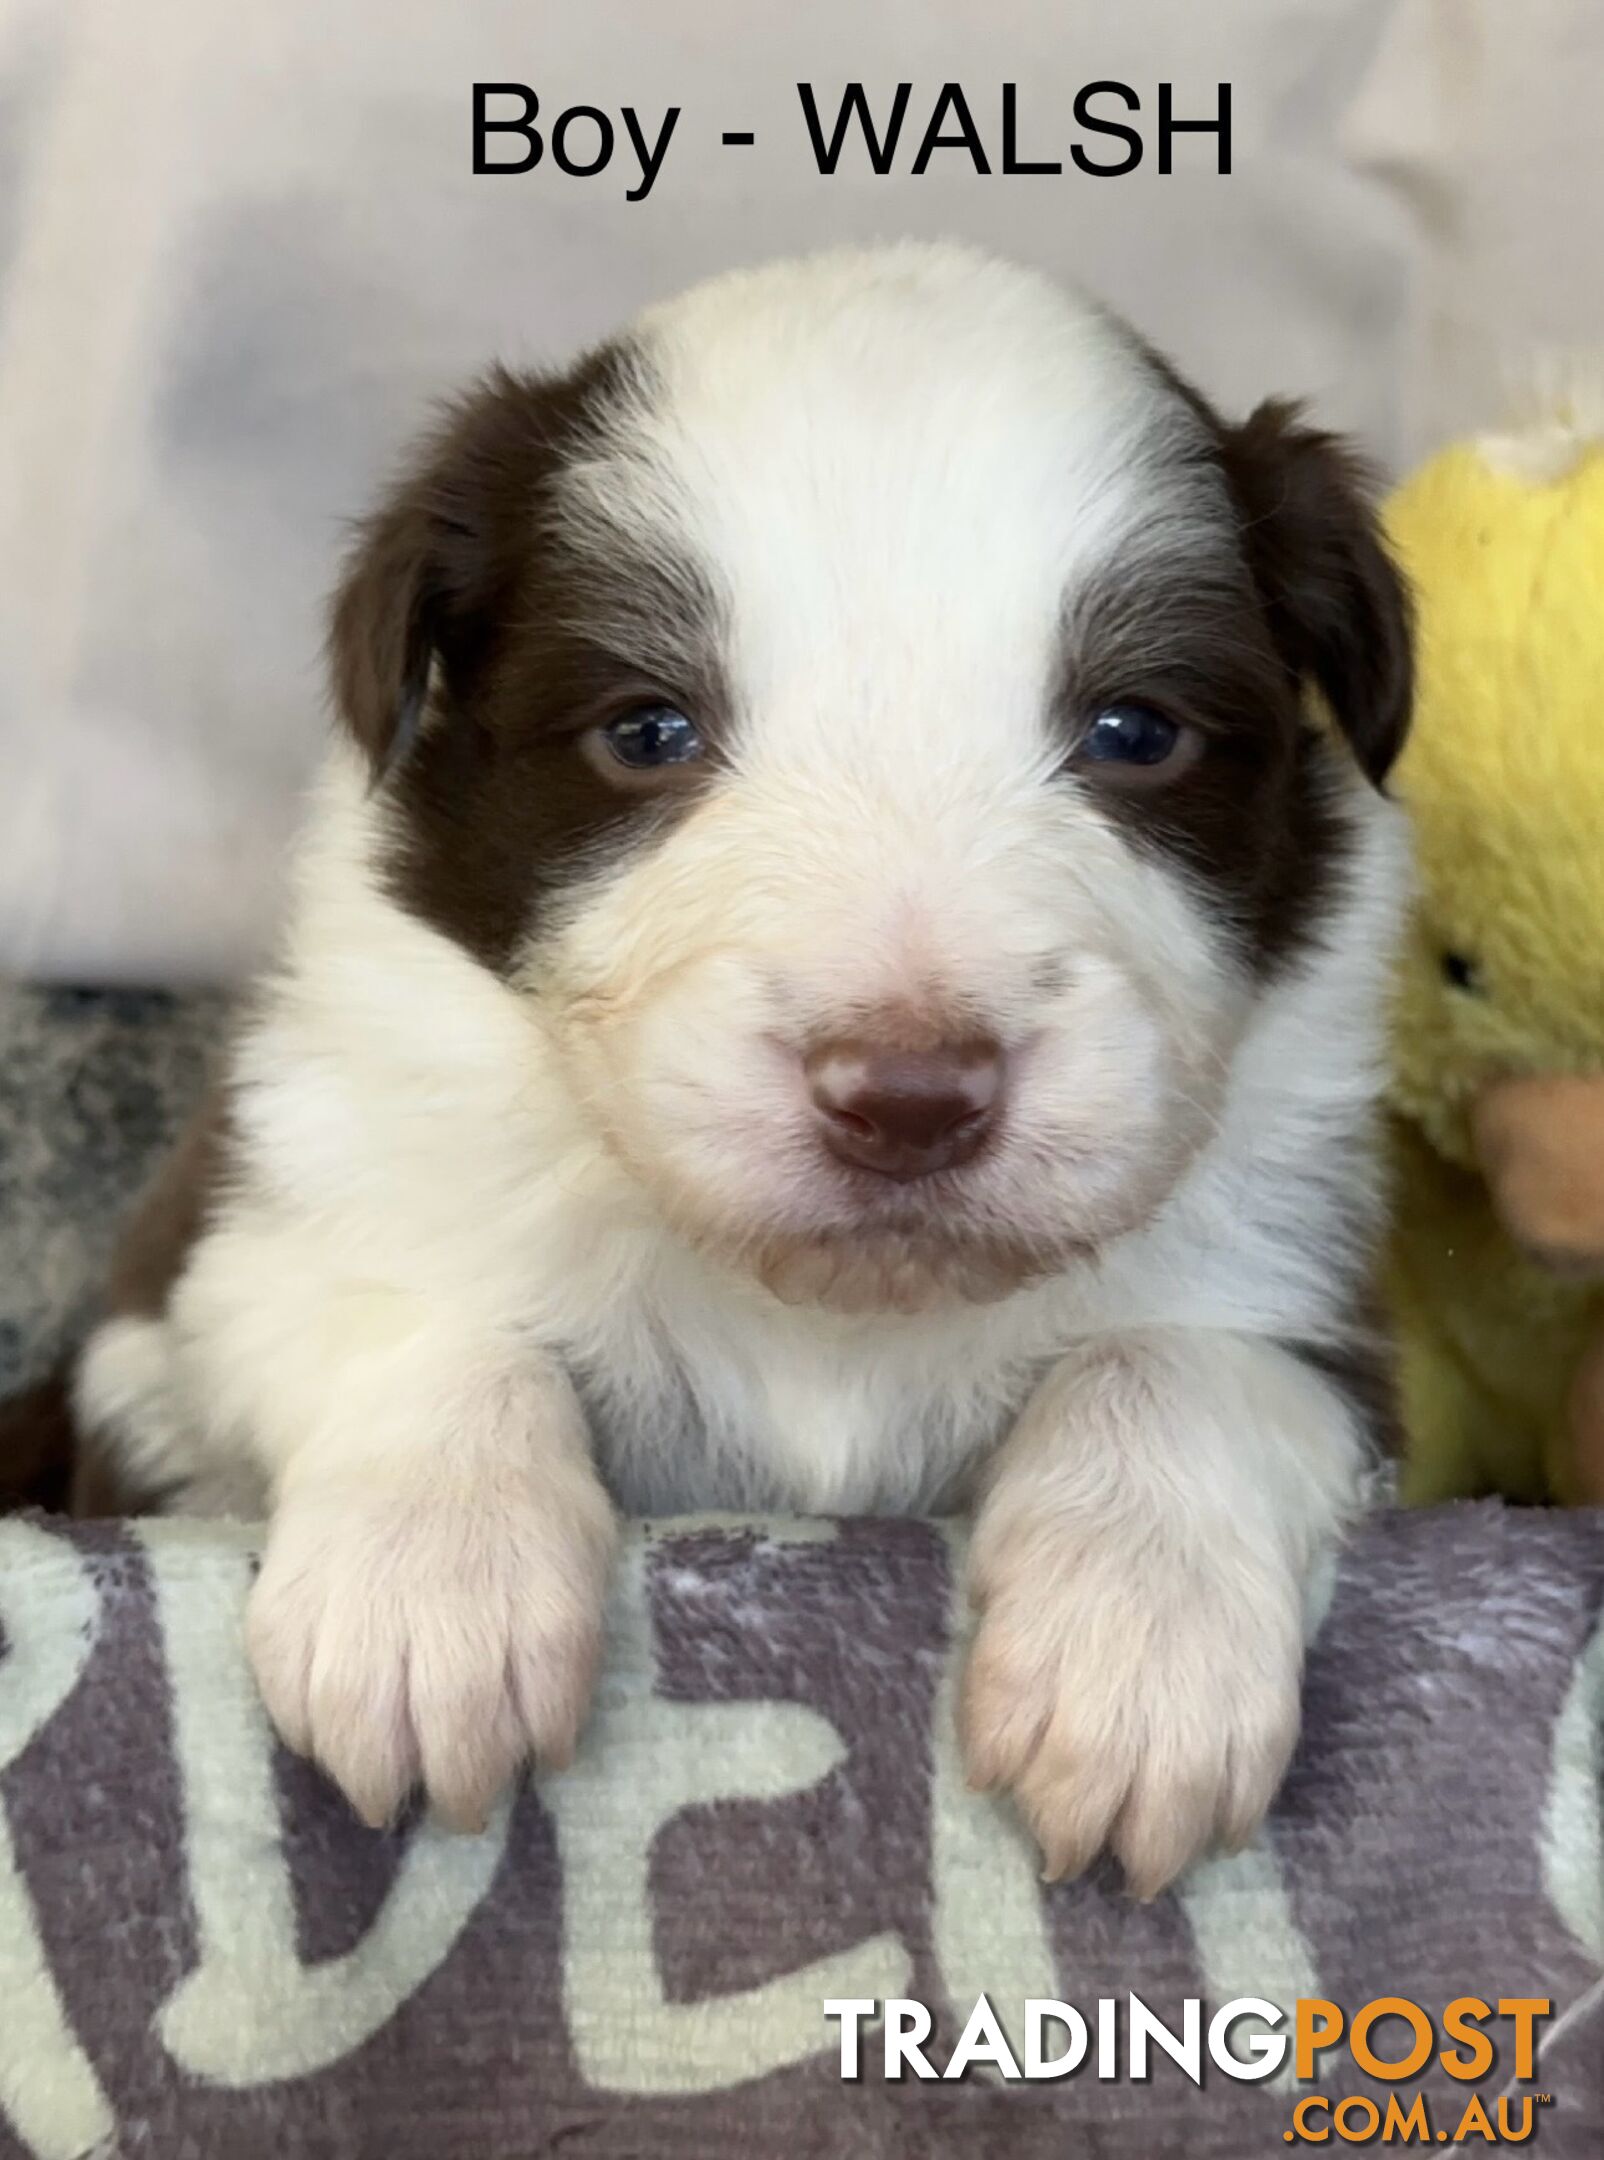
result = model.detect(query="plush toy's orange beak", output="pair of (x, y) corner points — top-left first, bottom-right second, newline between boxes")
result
(1472, 1073), (1604, 1273)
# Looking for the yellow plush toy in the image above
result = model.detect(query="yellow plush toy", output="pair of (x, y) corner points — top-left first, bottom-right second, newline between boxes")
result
(1385, 400), (1604, 1507)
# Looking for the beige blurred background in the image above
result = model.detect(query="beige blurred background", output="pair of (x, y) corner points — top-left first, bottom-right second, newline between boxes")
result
(1, 0), (1599, 982)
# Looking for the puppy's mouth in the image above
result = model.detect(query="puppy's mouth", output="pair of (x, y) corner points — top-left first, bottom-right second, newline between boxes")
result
(714, 1148), (1129, 1312)
(597, 1090), (1194, 1312)
(749, 1223), (1077, 1314)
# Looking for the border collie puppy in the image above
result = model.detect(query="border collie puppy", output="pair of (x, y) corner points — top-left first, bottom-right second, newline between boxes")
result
(35, 246), (1414, 1892)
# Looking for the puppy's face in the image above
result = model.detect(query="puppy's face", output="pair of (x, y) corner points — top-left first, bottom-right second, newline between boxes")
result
(332, 248), (1410, 1311)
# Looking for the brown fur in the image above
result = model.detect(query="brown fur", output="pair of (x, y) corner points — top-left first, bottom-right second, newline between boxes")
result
(0, 1090), (230, 1519)
(104, 1089), (231, 1317)
(0, 1369), (76, 1512)
(338, 335), (1410, 993)
(1061, 376), (1412, 980)
(0, 1362), (148, 1515)
(330, 348), (725, 975)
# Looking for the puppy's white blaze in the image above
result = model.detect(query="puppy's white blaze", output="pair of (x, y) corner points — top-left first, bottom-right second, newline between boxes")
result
(624, 247), (1209, 748)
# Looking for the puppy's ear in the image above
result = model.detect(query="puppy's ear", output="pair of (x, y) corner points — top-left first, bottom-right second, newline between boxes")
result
(1220, 399), (1413, 788)
(327, 368), (544, 774)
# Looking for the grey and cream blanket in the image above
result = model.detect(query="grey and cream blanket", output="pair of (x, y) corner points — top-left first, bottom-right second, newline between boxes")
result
(0, 1506), (1601, 2158)
(1, 986), (1602, 2157)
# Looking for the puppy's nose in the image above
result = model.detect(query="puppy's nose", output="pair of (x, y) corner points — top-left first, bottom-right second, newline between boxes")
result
(806, 1038), (1004, 1179)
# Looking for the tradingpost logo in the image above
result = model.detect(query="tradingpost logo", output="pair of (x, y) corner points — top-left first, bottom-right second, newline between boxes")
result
(826, 1992), (1554, 2144)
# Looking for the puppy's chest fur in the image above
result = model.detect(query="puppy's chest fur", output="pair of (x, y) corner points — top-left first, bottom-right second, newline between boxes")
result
(564, 1272), (1042, 1516)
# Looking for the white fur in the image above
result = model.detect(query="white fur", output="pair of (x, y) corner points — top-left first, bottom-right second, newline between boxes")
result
(75, 245), (1410, 1883)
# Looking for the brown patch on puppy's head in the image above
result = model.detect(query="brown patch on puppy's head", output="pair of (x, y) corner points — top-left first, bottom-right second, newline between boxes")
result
(1059, 378), (1414, 978)
(327, 350), (724, 972)
(1218, 399), (1413, 789)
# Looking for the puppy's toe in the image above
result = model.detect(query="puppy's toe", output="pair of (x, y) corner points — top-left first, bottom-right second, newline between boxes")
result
(1217, 1694), (1301, 1853)
(315, 1704), (419, 1832)
(246, 1576), (321, 1762)
(509, 1618), (602, 1773)
(420, 1691), (526, 1834)
(1111, 1755), (1228, 1900)
(957, 1630), (1054, 1793)
(1021, 1759), (1124, 1886)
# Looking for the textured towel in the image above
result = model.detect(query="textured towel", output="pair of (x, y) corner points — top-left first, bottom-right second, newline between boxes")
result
(0, 1506), (1600, 2158)
(0, 983), (224, 1400)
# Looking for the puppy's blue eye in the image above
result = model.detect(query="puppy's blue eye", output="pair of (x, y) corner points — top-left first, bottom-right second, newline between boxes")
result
(603, 704), (703, 769)
(1078, 702), (1184, 768)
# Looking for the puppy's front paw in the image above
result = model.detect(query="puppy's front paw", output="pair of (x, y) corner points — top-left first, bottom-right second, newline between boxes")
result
(959, 1523), (1302, 1897)
(247, 1467), (616, 1830)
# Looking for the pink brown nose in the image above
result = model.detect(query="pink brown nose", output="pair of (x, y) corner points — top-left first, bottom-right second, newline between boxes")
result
(805, 1038), (1004, 1180)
